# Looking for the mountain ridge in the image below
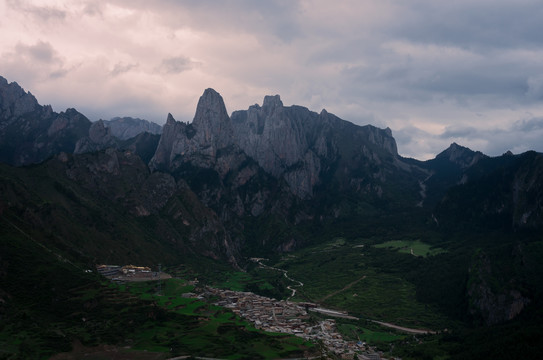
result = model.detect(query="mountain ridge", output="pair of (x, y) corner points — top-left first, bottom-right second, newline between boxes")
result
(2, 74), (543, 358)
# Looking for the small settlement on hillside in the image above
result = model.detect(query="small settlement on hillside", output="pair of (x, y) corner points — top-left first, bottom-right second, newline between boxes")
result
(204, 287), (387, 359)
(95, 265), (388, 359)
(96, 264), (171, 281)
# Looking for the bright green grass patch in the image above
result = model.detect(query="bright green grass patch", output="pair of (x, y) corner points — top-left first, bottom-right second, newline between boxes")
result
(274, 241), (450, 329)
(119, 278), (315, 359)
(220, 271), (253, 291)
(374, 240), (446, 257)
(220, 268), (290, 300)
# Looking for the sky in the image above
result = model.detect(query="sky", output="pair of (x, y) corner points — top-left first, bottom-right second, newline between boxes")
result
(2, 0), (543, 160)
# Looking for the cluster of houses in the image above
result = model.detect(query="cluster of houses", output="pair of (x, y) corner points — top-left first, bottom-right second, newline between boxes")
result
(203, 287), (386, 359)
(95, 265), (393, 358)
(96, 264), (167, 281)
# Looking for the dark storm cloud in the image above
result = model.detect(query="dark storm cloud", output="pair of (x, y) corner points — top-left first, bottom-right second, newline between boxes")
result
(3, 0), (543, 159)
(113, 0), (303, 42)
(337, 44), (537, 108)
(433, 116), (543, 156)
(389, 1), (543, 50)
(512, 117), (543, 132)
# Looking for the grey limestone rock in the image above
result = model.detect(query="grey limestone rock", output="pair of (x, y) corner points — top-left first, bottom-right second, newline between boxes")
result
(103, 117), (162, 140)
(0, 76), (39, 121)
(231, 94), (401, 198)
(74, 120), (117, 154)
(149, 88), (235, 172)
(0, 76), (91, 166)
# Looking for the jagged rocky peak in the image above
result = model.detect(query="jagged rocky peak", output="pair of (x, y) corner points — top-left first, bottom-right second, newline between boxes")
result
(166, 113), (176, 125)
(437, 142), (486, 168)
(192, 88), (233, 148)
(74, 119), (116, 154)
(193, 88), (229, 126)
(231, 94), (312, 177)
(89, 120), (111, 143)
(0, 76), (92, 166)
(0, 76), (40, 119)
(230, 93), (404, 198)
(149, 89), (235, 172)
(47, 108), (89, 137)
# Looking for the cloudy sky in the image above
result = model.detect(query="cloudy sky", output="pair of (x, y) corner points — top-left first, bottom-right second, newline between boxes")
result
(2, 0), (543, 159)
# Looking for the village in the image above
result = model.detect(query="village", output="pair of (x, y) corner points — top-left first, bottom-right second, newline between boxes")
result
(96, 264), (390, 359)
(96, 264), (172, 281)
(203, 287), (387, 360)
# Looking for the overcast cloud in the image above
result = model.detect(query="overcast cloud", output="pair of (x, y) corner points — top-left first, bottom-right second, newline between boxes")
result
(1, 0), (543, 159)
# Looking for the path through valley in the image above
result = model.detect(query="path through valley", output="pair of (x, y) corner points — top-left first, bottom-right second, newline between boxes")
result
(250, 257), (436, 335)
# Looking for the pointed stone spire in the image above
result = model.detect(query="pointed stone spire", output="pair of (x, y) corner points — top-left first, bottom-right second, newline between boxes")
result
(193, 88), (229, 128)
(192, 88), (233, 149)
(166, 113), (176, 125)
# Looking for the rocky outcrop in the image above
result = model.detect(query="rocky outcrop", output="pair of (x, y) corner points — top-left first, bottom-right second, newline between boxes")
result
(231, 95), (402, 198)
(0, 76), (91, 166)
(149, 89), (235, 173)
(192, 88), (234, 151)
(0, 76), (40, 120)
(435, 143), (486, 170)
(74, 120), (118, 154)
(231, 96), (319, 198)
(103, 117), (162, 140)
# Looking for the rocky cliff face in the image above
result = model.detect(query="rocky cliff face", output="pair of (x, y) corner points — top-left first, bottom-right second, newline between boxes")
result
(74, 120), (118, 154)
(0, 76), (40, 120)
(149, 89), (235, 173)
(231, 95), (402, 198)
(149, 87), (406, 200)
(0, 76), (91, 166)
(231, 96), (322, 198)
(103, 117), (162, 140)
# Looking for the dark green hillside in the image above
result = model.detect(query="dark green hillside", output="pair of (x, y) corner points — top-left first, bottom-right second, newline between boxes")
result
(0, 161), (178, 266)
(0, 221), (315, 360)
(242, 227), (543, 358)
(435, 151), (543, 229)
(0, 150), (241, 267)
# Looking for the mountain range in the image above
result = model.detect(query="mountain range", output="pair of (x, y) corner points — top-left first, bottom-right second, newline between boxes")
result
(1, 75), (543, 358)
